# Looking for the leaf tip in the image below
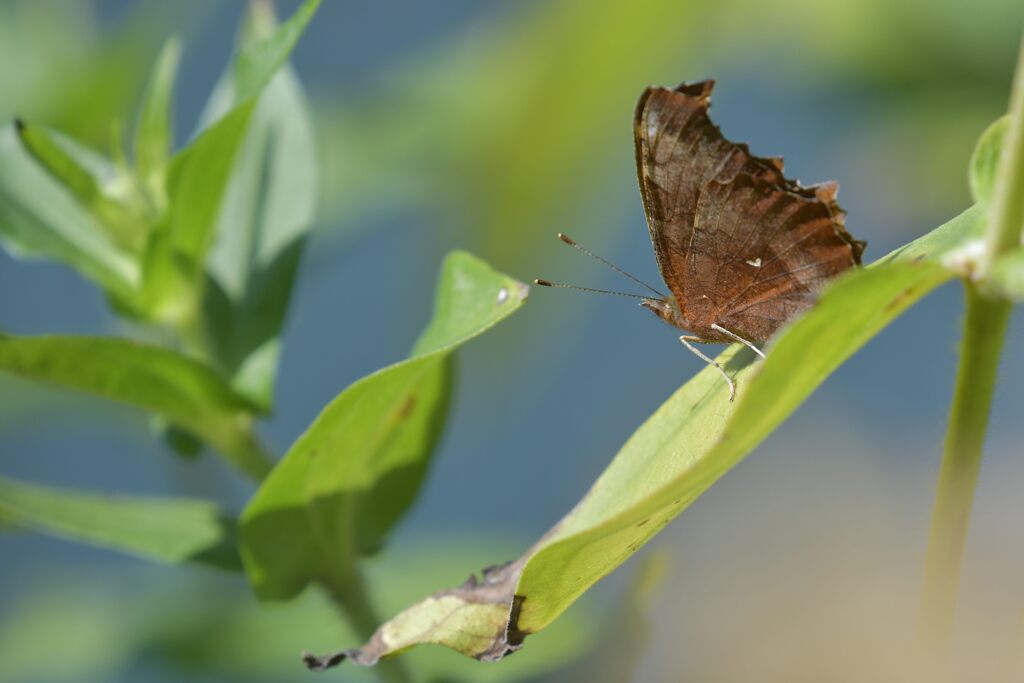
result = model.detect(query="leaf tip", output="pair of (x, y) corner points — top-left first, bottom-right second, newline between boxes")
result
(508, 280), (530, 304)
(301, 650), (347, 672)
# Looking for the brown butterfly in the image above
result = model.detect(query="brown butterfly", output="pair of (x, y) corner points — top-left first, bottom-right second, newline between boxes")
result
(537, 80), (865, 400)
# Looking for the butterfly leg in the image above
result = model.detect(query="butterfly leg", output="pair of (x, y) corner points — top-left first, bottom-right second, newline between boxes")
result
(711, 323), (766, 359)
(679, 335), (735, 402)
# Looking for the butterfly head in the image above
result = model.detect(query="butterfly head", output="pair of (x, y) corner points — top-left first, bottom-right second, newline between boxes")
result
(641, 295), (684, 328)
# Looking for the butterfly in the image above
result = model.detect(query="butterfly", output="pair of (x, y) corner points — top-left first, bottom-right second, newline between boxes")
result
(538, 80), (866, 400)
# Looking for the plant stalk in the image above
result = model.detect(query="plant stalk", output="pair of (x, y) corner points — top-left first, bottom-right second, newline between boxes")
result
(918, 30), (1024, 653)
(214, 419), (275, 481)
(918, 286), (1011, 649)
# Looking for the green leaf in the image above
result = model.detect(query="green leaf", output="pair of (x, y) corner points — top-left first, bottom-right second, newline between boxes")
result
(304, 206), (980, 667)
(143, 0), (320, 319)
(232, 0), (321, 105)
(137, 103), (258, 322)
(0, 475), (239, 570)
(0, 125), (138, 299)
(240, 252), (528, 601)
(198, 12), (317, 409)
(163, 103), (257, 270)
(543, 553), (667, 683)
(14, 119), (146, 253)
(0, 334), (271, 479)
(969, 115), (1010, 205)
(136, 104), (257, 323)
(134, 37), (182, 195)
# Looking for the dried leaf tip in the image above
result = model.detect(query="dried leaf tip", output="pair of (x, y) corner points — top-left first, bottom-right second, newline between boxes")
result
(301, 650), (347, 672)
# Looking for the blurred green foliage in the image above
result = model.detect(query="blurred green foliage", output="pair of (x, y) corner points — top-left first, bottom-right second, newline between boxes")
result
(0, 1), (207, 147)
(1, 1), (1023, 682)
(0, 541), (598, 683)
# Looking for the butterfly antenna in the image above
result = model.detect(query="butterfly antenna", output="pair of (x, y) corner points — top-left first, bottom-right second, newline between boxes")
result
(556, 233), (665, 298)
(533, 279), (650, 301)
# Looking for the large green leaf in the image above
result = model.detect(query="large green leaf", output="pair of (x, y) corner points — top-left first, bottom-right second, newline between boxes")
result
(198, 3), (317, 410)
(0, 125), (137, 300)
(302, 206), (981, 668)
(0, 475), (239, 570)
(240, 251), (529, 601)
(0, 335), (271, 479)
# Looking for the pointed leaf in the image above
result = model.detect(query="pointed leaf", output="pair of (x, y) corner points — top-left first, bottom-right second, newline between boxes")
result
(15, 120), (145, 252)
(163, 103), (256, 269)
(136, 103), (258, 322)
(146, 0), (320, 315)
(241, 252), (529, 601)
(199, 9), (317, 409)
(0, 126), (137, 299)
(969, 115), (1009, 205)
(0, 475), (239, 570)
(0, 334), (271, 479)
(232, 0), (321, 105)
(304, 206), (981, 667)
(134, 37), (182, 191)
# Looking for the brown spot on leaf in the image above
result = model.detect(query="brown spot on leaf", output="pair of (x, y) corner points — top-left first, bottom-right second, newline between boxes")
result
(397, 394), (417, 419)
(884, 287), (917, 314)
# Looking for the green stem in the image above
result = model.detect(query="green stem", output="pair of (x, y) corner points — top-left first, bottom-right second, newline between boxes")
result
(918, 29), (1024, 654)
(918, 286), (1011, 649)
(323, 570), (413, 683)
(214, 419), (275, 482)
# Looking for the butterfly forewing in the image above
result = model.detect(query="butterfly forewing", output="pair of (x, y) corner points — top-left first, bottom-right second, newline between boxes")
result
(633, 80), (865, 344)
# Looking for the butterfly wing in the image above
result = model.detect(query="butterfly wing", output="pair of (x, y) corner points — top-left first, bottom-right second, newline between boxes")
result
(688, 174), (861, 343)
(633, 80), (864, 343)
(634, 81), (789, 300)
